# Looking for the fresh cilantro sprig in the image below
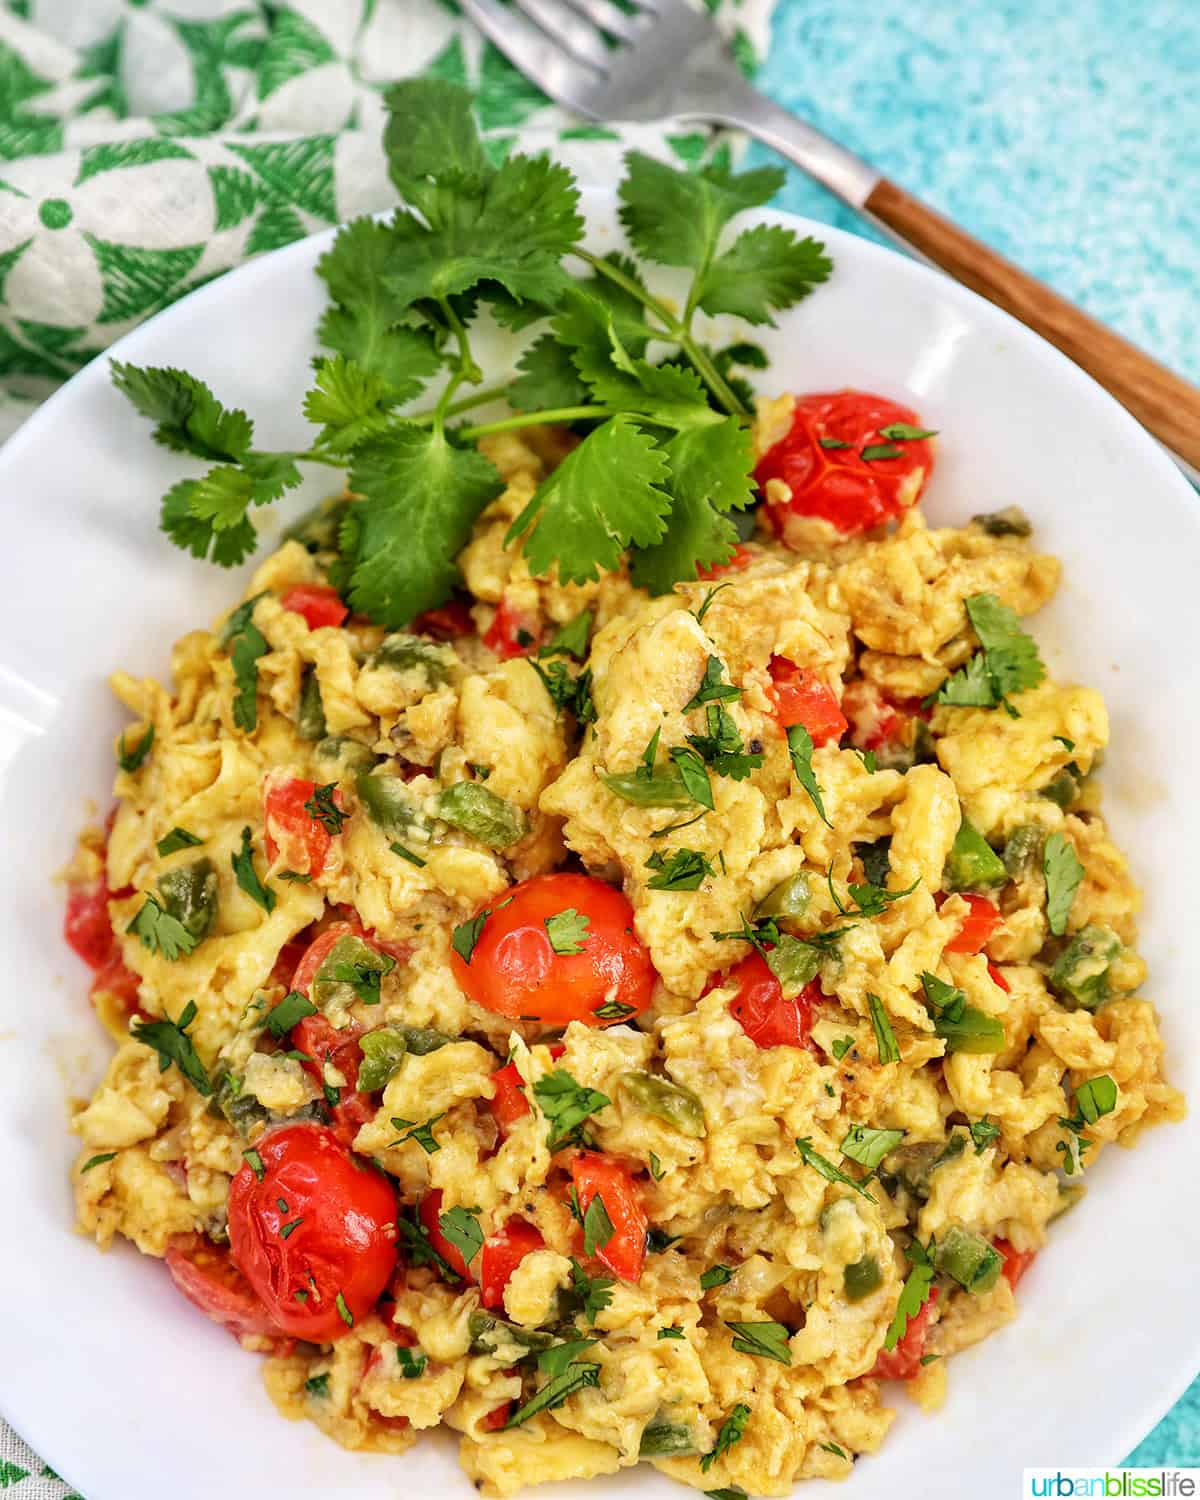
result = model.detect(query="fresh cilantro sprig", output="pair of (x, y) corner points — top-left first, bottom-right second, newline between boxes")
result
(114, 82), (832, 627)
(936, 593), (1045, 716)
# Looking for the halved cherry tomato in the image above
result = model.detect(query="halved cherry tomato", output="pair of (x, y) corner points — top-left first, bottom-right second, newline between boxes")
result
(281, 583), (349, 631)
(868, 1286), (939, 1380)
(715, 951), (820, 1052)
(227, 1123), (396, 1341)
(165, 1238), (289, 1346)
(987, 962), (1011, 994)
(450, 873), (656, 1027)
(767, 658), (848, 744)
(263, 774), (345, 874)
(994, 1238), (1036, 1291)
(483, 599), (541, 659)
(944, 893), (1002, 955)
(479, 1217), (545, 1310)
(570, 1152), (646, 1282)
(65, 878), (113, 969)
(271, 932), (313, 990)
(413, 600), (474, 640)
(696, 542), (753, 581)
(490, 1045), (566, 1135)
(756, 390), (935, 535)
(90, 952), (144, 1019)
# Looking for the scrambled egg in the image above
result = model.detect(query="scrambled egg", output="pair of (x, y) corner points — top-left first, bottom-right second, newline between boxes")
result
(69, 403), (1183, 1497)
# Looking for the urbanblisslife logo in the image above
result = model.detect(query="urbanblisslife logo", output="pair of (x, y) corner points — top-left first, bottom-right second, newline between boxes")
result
(1025, 1472), (1199, 1498)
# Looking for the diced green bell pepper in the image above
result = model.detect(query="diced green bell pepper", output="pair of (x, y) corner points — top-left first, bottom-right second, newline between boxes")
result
(1048, 925), (1122, 1011)
(437, 781), (526, 849)
(620, 1071), (706, 1138)
(158, 857), (218, 943)
(944, 817), (1008, 892)
(934, 1224), (1003, 1293)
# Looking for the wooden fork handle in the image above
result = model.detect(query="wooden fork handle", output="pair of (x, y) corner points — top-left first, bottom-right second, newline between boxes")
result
(864, 178), (1200, 471)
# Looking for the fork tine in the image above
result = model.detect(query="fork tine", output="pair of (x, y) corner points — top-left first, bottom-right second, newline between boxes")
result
(558, 0), (644, 42)
(512, 0), (611, 69)
(458, 0), (600, 111)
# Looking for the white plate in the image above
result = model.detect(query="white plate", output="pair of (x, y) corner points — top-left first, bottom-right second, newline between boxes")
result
(0, 190), (1197, 1500)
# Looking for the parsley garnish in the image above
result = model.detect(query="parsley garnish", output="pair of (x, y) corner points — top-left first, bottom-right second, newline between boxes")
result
(700, 1264), (734, 1290)
(398, 1207), (461, 1282)
(387, 1114), (445, 1155)
(231, 827), (275, 913)
(451, 909), (490, 963)
(936, 593), (1045, 715)
(969, 1117), (1001, 1153)
(127, 895), (197, 960)
(686, 702), (763, 781)
(645, 847), (715, 891)
(882, 1240), (935, 1351)
(1043, 831), (1083, 936)
(303, 782), (347, 835)
(545, 908), (590, 955)
(840, 1125), (904, 1169)
(80, 1152), (116, 1173)
(266, 991), (317, 1038)
(131, 999), (212, 1095)
(390, 841), (426, 867)
(831, 1036), (855, 1061)
(156, 826), (202, 856)
(786, 723), (831, 827)
(867, 994), (900, 1064)
(304, 1373), (330, 1398)
(686, 655), (740, 709)
(725, 1320), (792, 1365)
(532, 1068), (610, 1150)
(795, 1136), (873, 1199)
(219, 595), (270, 733)
(658, 1327), (685, 1340)
(700, 1403), (751, 1473)
(568, 1257), (615, 1323)
(529, 658), (597, 724)
(396, 1345), (427, 1379)
(116, 84), (834, 626)
(505, 1341), (601, 1428)
(582, 1194), (615, 1257)
(438, 1205), (484, 1266)
(117, 724), (154, 773)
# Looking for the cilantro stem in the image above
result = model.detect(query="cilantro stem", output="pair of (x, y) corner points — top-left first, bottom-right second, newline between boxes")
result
(434, 296), (484, 434)
(576, 249), (747, 419)
(458, 406), (617, 440)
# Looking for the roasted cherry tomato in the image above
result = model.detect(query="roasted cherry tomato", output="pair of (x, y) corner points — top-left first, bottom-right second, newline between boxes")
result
(717, 951), (819, 1052)
(483, 598), (541, 659)
(696, 542), (753, 581)
(766, 658), (848, 744)
(994, 1238), (1036, 1291)
(570, 1152), (646, 1282)
(263, 773), (345, 874)
(756, 390), (935, 535)
(413, 600), (475, 640)
(281, 583), (349, 631)
(450, 873), (656, 1027)
(228, 1124), (396, 1341)
(165, 1238), (288, 1345)
(489, 1045), (565, 1135)
(868, 1286), (939, 1380)
(479, 1217), (545, 1309)
(65, 877), (113, 969)
(944, 893), (1002, 955)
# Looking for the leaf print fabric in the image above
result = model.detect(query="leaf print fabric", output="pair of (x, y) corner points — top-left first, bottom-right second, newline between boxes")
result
(0, 0), (772, 441)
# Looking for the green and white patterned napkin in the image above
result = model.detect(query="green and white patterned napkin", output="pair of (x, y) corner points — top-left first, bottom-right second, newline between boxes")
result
(0, 0), (769, 1492)
(0, 0), (770, 442)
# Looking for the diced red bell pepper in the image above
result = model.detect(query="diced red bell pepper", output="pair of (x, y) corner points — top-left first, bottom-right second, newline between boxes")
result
(944, 893), (1002, 955)
(868, 1286), (939, 1381)
(767, 657), (848, 745)
(413, 600), (475, 640)
(482, 1401), (513, 1431)
(280, 583), (349, 631)
(479, 1217), (545, 1310)
(483, 599), (541, 659)
(987, 962), (1011, 993)
(489, 1045), (566, 1135)
(569, 1152), (646, 1282)
(994, 1238), (1036, 1290)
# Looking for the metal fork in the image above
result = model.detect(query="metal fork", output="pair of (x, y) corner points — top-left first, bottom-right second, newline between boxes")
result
(459, 0), (1200, 480)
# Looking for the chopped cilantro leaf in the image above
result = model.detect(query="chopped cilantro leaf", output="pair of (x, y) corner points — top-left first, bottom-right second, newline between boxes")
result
(303, 782), (347, 835)
(658, 1327), (685, 1341)
(131, 1000), (212, 1096)
(80, 1152), (117, 1173)
(266, 991), (317, 1038)
(231, 826), (275, 913)
(786, 723), (831, 827)
(968, 1117), (1001, 1154)
(387, 1114), (445, 1154)
(117, 724), (154, 773)
(840, 1124), (904, 1169)
(531, 1068), (610, 1151)
(795, 1136), (873, 1199)
(725, 1320), (792, 1365)
(127, 895), (197, 960)
(831, 1036), (855, 1061)
(860, 443), (903, 461)
(937, 593), (1045, 714)
(1043, 831), (1084, 936)
(545, 908), (590, 955)
(883, 1240), (935, 1351)
(538, 610), (592, 660)
(686, 655), (741, 710)
(877, 423), (937, 440)
(451, 909), (490, 963)
(700, 1402), (751, 1473)
(437, 1205), (484, 1266)
(644, 847), (715, 891)
(397, 1346), (427, 1379)
(582, 1194), (615, 1257)
(569, 1257), (615, 1323)
(157, 826), (202, 856)
(700, 1264), (734, 1290)
(868, 994), (900, 1064)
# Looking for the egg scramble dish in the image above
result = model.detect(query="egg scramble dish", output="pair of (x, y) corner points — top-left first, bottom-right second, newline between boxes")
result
(65, 390), (1183, 1497)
